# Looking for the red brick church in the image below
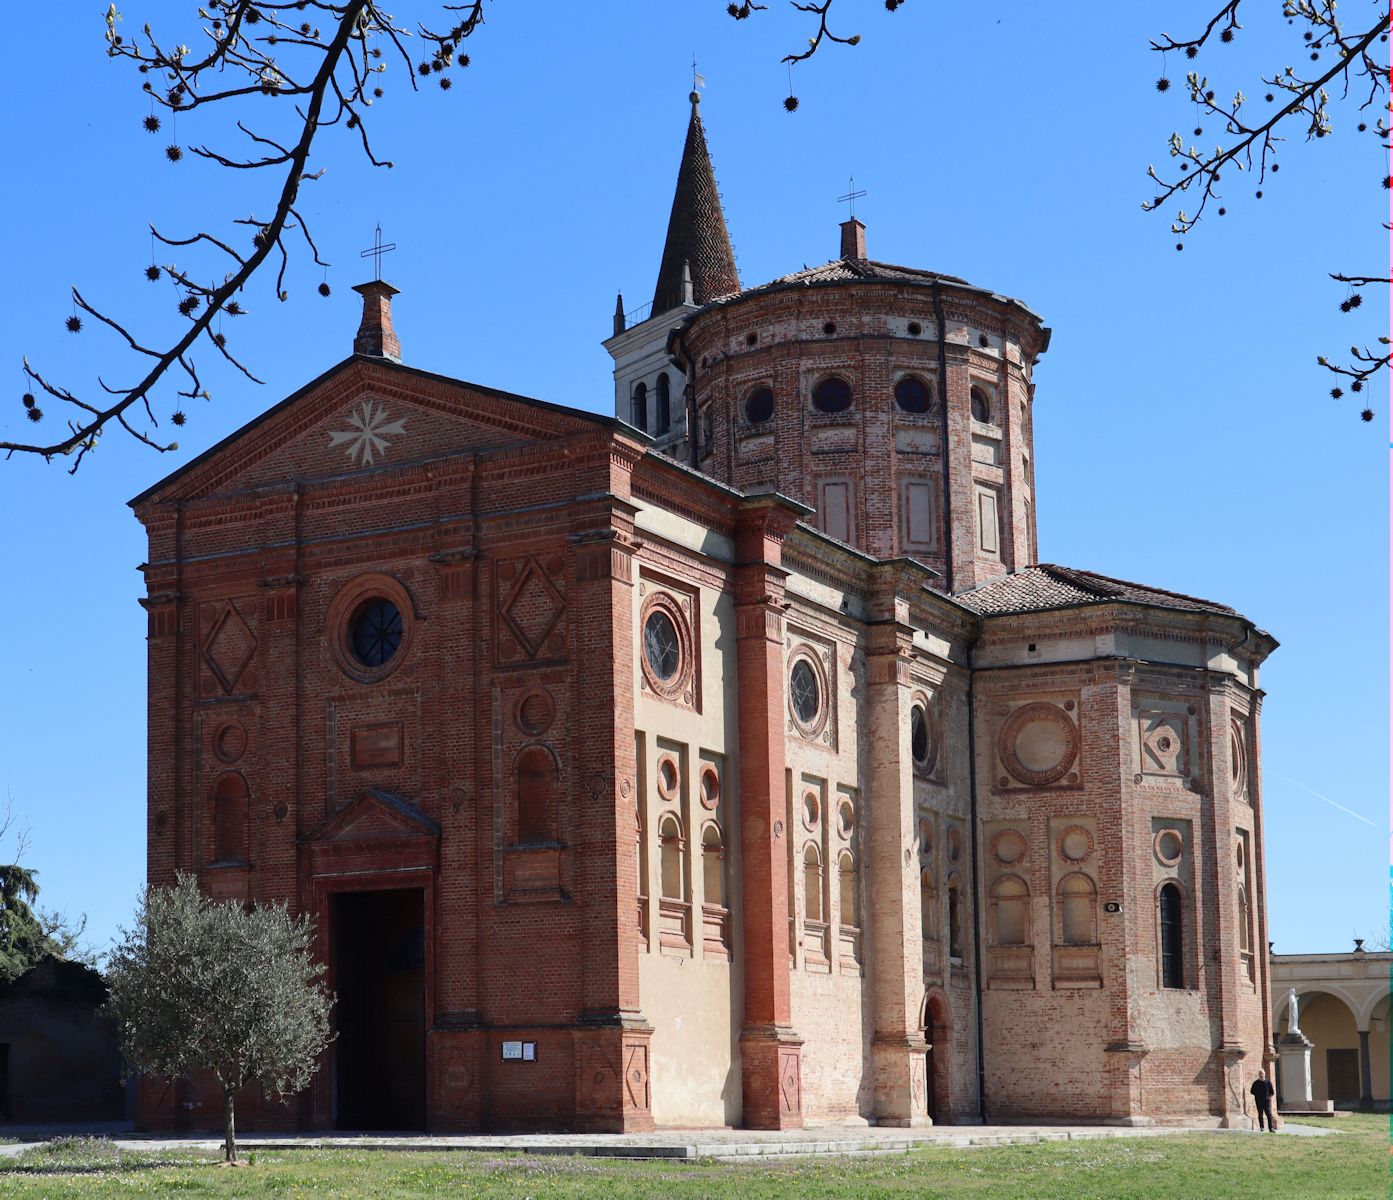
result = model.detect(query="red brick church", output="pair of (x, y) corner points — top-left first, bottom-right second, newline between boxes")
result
(131, 93), (1278, 1132)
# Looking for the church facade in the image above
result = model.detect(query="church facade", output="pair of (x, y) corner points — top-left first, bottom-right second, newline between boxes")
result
(131, 95), (1278, 1133)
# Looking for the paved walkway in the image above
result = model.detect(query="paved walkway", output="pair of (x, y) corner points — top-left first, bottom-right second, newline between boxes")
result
(0, 1120), (1332, 1161)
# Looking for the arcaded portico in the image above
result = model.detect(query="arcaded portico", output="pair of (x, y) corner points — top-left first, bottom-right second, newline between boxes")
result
(1271, 948), (1391, 1109)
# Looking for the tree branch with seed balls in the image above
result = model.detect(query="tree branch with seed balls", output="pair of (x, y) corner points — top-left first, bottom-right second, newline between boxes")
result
(1145, 0), (1390, 421)
(4, 0), (486, 471)
(9, 0), (895, 472)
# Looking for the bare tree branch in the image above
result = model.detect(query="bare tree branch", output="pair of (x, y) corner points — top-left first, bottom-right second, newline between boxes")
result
(1145, 1), (1390, 421)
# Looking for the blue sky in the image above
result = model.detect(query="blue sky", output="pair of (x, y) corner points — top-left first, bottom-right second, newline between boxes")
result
(1, 1), (1386, 956)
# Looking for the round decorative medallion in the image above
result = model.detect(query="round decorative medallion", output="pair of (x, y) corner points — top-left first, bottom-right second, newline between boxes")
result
(213, 722), (247, 764)
(802, 791), (821, 831)
(838, 799), (855, 837)
(991, 829), (1027, 867)
(1057, 824), (1093, 864)
(998, 702), (1079, 787)
(656, 755), (681, 802)
(639, 592), (695, 704)
(516, 688), (555, 736)
(1235, 840), (1245, 870)
(1154, 827), (1183, 867)
(946, 825), (962, 863)
(699, 765), (721, 811)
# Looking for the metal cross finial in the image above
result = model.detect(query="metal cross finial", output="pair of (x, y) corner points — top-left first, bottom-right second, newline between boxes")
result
(837, 176), (867, 220)
(359, 223), (397, 281)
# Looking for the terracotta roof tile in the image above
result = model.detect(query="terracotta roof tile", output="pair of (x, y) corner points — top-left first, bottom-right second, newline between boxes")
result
(954, 564), (1238, 618)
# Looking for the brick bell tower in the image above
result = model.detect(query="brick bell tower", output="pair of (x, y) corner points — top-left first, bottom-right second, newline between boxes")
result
(603, 90), (741, 462)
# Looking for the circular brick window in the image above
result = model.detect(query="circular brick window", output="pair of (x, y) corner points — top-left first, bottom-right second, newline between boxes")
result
(838, 799), (855, 837)
(327, 573), (415, 684)
(802, 791), (820, 830)
(811, 376), (853, 414)
(639, 592), (694, 704)
(919, 818), (934, 856)
(350, 598), (402, 668)
(745, 386), (775, 424)
(910, 702), (939, 774)
(907, 321), (923, 336)
(946, 826), (962, 863)
(895, 376), (932, 415)
(788, 654), (826, 736)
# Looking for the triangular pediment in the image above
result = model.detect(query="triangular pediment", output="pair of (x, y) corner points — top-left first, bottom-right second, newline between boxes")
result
(131, 355), (621, 509)
(305, 789), (441, 845)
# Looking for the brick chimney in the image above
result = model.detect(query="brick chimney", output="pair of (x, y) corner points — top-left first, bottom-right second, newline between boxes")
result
(840, 218), (867, 261)
(352, 280), (401, 361)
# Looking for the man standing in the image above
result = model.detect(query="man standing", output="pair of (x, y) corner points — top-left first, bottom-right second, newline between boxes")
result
(1250, 1069), (1278, 1132)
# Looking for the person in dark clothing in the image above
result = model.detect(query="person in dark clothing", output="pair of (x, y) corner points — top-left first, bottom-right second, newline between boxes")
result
(1250, 1069), (1277, 1132)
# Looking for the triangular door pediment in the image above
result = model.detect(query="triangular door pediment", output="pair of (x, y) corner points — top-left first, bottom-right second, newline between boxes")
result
(306, 789), (440, 845)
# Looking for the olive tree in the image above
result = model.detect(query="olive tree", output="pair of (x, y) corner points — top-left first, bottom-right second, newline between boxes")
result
(105, 875), (333, 1163)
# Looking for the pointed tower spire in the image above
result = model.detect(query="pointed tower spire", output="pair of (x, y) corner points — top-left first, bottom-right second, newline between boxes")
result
(613, 291), (627, 336)
(652, 91), (740, 315)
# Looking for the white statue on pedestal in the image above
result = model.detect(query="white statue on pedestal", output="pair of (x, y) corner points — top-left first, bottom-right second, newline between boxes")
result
(1287, 987), (1301, 1034)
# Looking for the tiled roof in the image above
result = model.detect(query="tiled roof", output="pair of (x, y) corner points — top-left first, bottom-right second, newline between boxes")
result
(761, 258), (969, 289)
(954, 564), (1238, 618)
(652, 98), (740, 314)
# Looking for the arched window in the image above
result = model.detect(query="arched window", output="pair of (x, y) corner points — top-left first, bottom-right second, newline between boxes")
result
(920, 868), (937, 941)
(970, 384), (993, 423)
(894, 375), (932, 414)
(212, 773), (249, 864)
(632, 381), (648, 432)
(838, 850), (858, 928)
(803, 843), (824, 922)
(516, 746), (558, 844)
(655, 372), (671, 434)
(991, 874), (1029, 947)
(811, 376), (853, 414)
(1159, 882), (1185, 989)
(1059, 872), (1097, 945)
(947, 875), (963, 960)
(659, 813), (685, 901)
(702, 823), (726, 909)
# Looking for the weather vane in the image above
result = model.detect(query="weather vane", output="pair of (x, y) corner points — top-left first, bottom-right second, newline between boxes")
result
(359, 223), (397, 281)
(692, 56), (706, 93)
(837, 176), (867, 220)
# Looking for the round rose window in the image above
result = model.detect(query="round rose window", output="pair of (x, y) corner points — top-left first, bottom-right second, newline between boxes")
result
(643, 610), (681, 681)
(790, 660), (821, 725)
(350, 598), (403, 668)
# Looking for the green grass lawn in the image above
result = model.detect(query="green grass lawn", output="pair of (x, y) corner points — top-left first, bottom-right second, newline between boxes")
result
(0, 1114), (1385, 1199)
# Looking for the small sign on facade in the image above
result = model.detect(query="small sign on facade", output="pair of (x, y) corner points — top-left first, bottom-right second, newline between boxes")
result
(501, 1040), (537, 1062)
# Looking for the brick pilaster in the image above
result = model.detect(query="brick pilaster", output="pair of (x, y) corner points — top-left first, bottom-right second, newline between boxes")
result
(733, 495), (806, 1129)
